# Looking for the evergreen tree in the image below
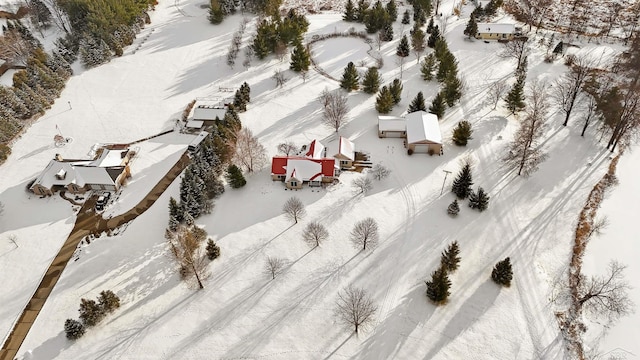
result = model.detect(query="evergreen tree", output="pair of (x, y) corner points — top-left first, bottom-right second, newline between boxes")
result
(289, 40), (310, 72)
(343, 0), (356, 21)
(421, 53), (436, 81)
(233, 89), (247, 111)
(97, 290), (120, 313)
(78, 298), (105, 327)
(505, 72), (526, 115)
(340, 61), (360, 91)
(451, 162), (473, 199)
(389, 78), (403, 104)
(380, 22), (394, 41)
(64, 319), (85, 340)
(411, 27), (426, 55)
(226, 164), (247, 188)
(440, 241), (461, 273)
(209, 0), (225, 24)
(426, 17), (434, 33)
(447, 199), (460, 216)
(443, 73), (462, 107)
(401, 9), (411, 24)
(425, 266), (451, 305)
(364, 0), (389, 33)
(386, 0), (398, 21)
(396, 35), (410, 57)
(428, 91), (446, 118)
(240, 82), (251, 104)
(408, 91), (426, 113)
(362, 67), (381, 94)
(491, 257), (513, 287)
(468, 187), (489, 211)
(452, 120), (473, 146)
(375, 86), (394, 114)
(427, 25), (440, 48)
(436, 51), (458, 83)
(355, 0), (370, 22)
(463, 15), (478, 39)
(413, 5), (426, 26)
(206, 239), (221, 260)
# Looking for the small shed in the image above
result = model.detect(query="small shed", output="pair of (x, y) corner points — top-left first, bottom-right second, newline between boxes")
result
(476, 23), (516, 41)
(378, 115), (406, 138)
(405, 111), (443, 155)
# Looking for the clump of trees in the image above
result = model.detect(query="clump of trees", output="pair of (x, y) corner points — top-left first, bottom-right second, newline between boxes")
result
(65, 290), (121, 340)
(233, 82), (251, 112)
(251, 10), (309, 60)
(211, 0), (284, 24)
(319, 88), (350, 132)
(426, 242), (461, 305)
(375, 79), (402, 114)
(343, 0), (398, 39)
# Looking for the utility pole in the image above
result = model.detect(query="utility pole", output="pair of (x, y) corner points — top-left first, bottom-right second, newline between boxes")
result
(440, 169), (452, 195)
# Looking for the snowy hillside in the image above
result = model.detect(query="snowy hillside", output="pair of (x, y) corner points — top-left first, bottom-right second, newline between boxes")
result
(1, 0), (637, 359)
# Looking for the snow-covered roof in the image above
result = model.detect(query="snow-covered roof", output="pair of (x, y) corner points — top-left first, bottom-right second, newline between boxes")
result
(285, 159), (323, 182)
(305, 140), (325, 159)
(406, 111), (442, 145)
(477, 23), (516, 35)
(75, 167), (117, 186)
(378, 116), (406, 132)
(88, 149), (129, 167)
(193, 105), (227, 121)
(336, 136), (355, 161)
(31, 160), (80, 190)
(189, 131), (209, 148)
(186, 119), (204, 129)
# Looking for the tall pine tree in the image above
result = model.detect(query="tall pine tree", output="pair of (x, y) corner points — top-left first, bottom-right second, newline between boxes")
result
(340, 61), (360, 91)
(408, 91), (426, 113)
(491, 257), (513, 287)
(469, 187), (490, 211)
(362, 67), (381, 94)
(428, 91), (446, 118)
(463, 15), (478, 39)
(425, 266), (451, 305)
(505, 71), (526, 115)
(289, 40), (310, 72)
(343, 0), (356, 21)
(421, 53), (436, 81)
(451, 162), (473, 199)
(375, 86), (394, 113)
(389, 78), (403, 104)
(440, 241), (461, 273)
(396, 35), (410, 57)
(443, 73), (462, 107)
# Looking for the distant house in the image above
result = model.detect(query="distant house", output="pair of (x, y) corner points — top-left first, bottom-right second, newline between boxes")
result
(405, 111), (443, 155)
(378, 115), (407, 138)
(188, 131), (209, 153)
(271, 156), (337, 189)
(333, 136), (356, 169)
(476, 23), (516, 41)
(186, 103), (228, 129)
(30, 149), (132, 196)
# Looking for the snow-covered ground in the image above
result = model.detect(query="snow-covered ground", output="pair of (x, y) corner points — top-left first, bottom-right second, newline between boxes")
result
(1, 0), (638, 358)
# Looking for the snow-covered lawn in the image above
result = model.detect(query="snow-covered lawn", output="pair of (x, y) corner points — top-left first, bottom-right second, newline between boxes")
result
(1, 0), (637, 358)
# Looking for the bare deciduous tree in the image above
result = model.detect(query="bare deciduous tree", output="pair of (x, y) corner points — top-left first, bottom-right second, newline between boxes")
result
(234, 128), (267, 173)
(272, 69), (288, 88)
(166, 225), (210, 289)
(0, 29), (36, 67)
(504, 81), (549, 176)
(351, 176), (373, 195)
(370, 164), (391, 180)
(577, 261), (634, 322)
(277, 141), (299, 155)
(500, 37), (529, 70)
(322, 89), (350, 132)
(350, 217), (379, 251)
(302, 221), (329, 248)
(335, 285), (377, 334)
(264, 256), (286, 279)
(41, 0), (70, 33)
(283, 196), (306, 224)
(553, 56), (595, 126)
(580, 93), (599, 137)
(487, 80), (509, 110)
(0, 201), (4, 217)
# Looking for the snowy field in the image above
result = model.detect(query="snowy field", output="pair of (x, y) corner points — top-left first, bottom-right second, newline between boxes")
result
(1, 0), (638, 358)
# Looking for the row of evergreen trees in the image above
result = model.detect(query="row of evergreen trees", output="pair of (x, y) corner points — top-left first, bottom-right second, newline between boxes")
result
(344, 0), (398, 34)
(209, 0), (283, 24)
(251, 10), (309, 60)
(64, 290), (121, 340)
(419, 38), (463, 118)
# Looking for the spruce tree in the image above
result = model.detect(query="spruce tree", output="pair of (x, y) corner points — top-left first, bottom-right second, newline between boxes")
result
(468, 187), (489, 211)
(209, 0), (225, 24)
(413, 6), (426, 26)
(401, 9), (411, 24)
(436, 51), (458, 83)
(340, 61), (360, 91)
(396, 35), (410, 57)
(427, 25), (440, 48)
(443, 73), (462, 107)
(421, 53), (436, 81)
(386, 0), (398, 21)
(78, 298), (105, 327)
(389, 78), (403, 104)
(491, 257), (513, 287)
(226, 164), (247, 188)
(452, 120), (473, 146)
(364, 0), (388, 33)
(343, 0), (356, 21)
(451, 162), (473, 199)
(380, 22), (394, 41)
(425, 266), (451, 305)
(289, 40), (310, 72)
(206, 238), (221, 260)
(355, 0), (370, 22)
(428, 91), (446, 118)
(362, 67), (381, 94)
(441, 241), (461, 273)
(233, 89), (247, 111)
(64, 319), (85, 340)
(505, 72), (526, 115)
(240, 82), (251, 103)
(426, 17), (434, 33)
(463, 15), (478, 39)
(411, 27), (426, 55)
(408, 91), (426, 113)
(447, 199), (460, 216)
(375, 86), (394, 114)
(97, 290), (120, 313)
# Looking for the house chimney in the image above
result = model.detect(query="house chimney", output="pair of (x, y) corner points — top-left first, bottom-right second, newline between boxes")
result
(55, 153), (63, 161)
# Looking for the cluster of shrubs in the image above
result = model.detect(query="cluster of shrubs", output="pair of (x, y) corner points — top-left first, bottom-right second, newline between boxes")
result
(64, 290), (121, 340)
(344, 0), (398, 37)
(251, 9), (309, 60)
(448, 161), (490, 215)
